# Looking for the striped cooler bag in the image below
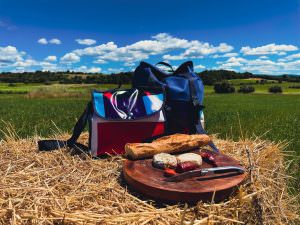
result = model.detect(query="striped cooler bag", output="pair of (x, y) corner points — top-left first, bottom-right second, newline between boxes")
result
(38, 87), (166, 157)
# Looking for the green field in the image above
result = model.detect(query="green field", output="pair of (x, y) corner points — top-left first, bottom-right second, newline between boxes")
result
(1, 79), (300, 95)
(228, 79), (300, 94)
(0, 83), (130, 94)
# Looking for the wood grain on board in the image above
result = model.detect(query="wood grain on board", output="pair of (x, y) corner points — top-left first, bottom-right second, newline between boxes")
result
(123, 150), (247, 203)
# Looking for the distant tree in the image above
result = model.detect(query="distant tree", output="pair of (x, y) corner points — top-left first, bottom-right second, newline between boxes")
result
(238, 85), (255, 93)
(214, 81), (235, 93)
(260, 79), (267, 85)
(44, 81), (51, 85)
(269, 86), (282, 93)
(288, 85), (300, 89)
(8, 83), (16, 87)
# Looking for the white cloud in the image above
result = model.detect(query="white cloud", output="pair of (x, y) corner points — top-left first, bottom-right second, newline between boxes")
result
(227, 57), (248, 63)
(60, 53), (80, 64)
(40, 62), (58, 71)
(72, 66), (101, 73)
(240, 43), (298, 55)
(216, 55), (300, 74)
(164, 41), (233, 61)
(72, 33), (233, 63)
(0, 46), (25, 66)
(107, 67), (124, 73)
(74, 42), (117, 56)
(216, 57), (247, 68)
(74, 66), (87, 72)
(38, 38), (48, 45)
(246, 59), (275, 66)
(223, 52), (238, 57)
(162, 54), (190, 60)
(259, 56), (268, 59)
(45, 55), (57, 62)
(0, 45), (61, 72)
(194, 64), (205, 70)
(124, 62), (135, 67)
(278, 52), (287, 56)
(49, 38), (61, 45)
(12, 59), (38, 67)
(38, 38), (61, 45)
(285, 53), (300, 60)
(212, 52), (238, 58)
(76, 39), (97, 45)
(2, 33), (300, 74)
(93, 58), (107, 64)
(219, 61), (243, 68)
(87, 67), (101, 73)
(277, 58), (287, 62)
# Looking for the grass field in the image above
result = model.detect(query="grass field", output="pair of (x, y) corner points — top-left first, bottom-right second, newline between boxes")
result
(0, 83), (130, 94)
(1, 80), (300, 95)
(228, 79), (300, 94)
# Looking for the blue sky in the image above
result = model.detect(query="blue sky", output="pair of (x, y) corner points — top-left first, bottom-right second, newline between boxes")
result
(0, 0), (300, 74)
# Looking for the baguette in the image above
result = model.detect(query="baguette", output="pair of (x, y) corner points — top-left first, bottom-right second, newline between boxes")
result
(125, 134), (210, 159)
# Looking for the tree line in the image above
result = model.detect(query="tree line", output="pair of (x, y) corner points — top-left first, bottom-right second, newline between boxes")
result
(0, 70), (299, 85)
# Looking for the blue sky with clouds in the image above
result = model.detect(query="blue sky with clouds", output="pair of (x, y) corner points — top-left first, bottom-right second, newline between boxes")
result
(0, 0), (300, 74)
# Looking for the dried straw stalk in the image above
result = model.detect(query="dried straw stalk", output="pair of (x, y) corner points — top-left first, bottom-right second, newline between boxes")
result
(0, 130), (299, 224)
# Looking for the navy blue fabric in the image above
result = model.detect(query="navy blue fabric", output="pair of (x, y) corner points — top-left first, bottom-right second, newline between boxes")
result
(164, 76), (190, 101)
(133, 61), (204, 104)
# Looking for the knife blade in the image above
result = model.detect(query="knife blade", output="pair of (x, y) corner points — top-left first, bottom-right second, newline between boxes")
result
(165, 166), (245, 182)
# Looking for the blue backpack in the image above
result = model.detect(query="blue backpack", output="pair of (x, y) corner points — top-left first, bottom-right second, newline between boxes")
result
(133, 61), (219, 152)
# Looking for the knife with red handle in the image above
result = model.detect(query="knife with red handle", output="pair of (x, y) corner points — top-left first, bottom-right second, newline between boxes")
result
(165, 166), (245, 182)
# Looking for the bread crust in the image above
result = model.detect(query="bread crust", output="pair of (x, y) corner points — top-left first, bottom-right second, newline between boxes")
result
(125, 134), (210, 159)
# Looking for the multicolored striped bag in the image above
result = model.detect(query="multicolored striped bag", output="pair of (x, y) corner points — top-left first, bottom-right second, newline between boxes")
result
(38, 87), (166, 157)
(90, 88), (165, 156)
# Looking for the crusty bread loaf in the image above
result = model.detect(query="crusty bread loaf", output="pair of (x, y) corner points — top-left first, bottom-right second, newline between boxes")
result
(125, 134), (210, 159)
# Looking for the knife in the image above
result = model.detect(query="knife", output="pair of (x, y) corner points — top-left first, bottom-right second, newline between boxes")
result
(165, 166), (245, 182)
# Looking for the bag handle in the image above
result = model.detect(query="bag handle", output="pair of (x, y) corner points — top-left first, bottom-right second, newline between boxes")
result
(38, 102), (92, 152)
(155, 61), (175, 73)
(187, 75), (220, 153)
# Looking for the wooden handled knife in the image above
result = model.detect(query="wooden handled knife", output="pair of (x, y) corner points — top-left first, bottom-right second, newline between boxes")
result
(165, 166), (245, 182)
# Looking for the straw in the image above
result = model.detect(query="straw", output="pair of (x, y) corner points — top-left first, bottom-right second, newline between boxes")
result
(0, 131), (299, 224)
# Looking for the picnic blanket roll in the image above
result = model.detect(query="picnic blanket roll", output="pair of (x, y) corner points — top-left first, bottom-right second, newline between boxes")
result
(125, 134), (211, 159)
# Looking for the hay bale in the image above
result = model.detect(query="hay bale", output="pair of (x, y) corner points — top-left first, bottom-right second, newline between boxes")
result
(0, 132), (299, 224)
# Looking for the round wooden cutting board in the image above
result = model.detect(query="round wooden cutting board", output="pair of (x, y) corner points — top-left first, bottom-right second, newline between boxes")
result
(123, 150), (247, 203)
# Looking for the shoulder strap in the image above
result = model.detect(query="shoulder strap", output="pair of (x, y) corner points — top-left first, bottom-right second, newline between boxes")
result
(155, 61), (174, 73)
(185, 73), (220, 153)
(38, 102), (92, 152)
(174, 61), (193, 74)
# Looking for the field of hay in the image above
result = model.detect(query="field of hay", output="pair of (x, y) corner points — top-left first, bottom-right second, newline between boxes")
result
(0, 132), (299, 224)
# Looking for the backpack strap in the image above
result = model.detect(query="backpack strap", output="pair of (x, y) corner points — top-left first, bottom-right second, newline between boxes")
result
(38, 102), (92, 152)
(187, 74), (220, 153)
(155, 61), (175, 73)
(195, 122), (220, 153)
